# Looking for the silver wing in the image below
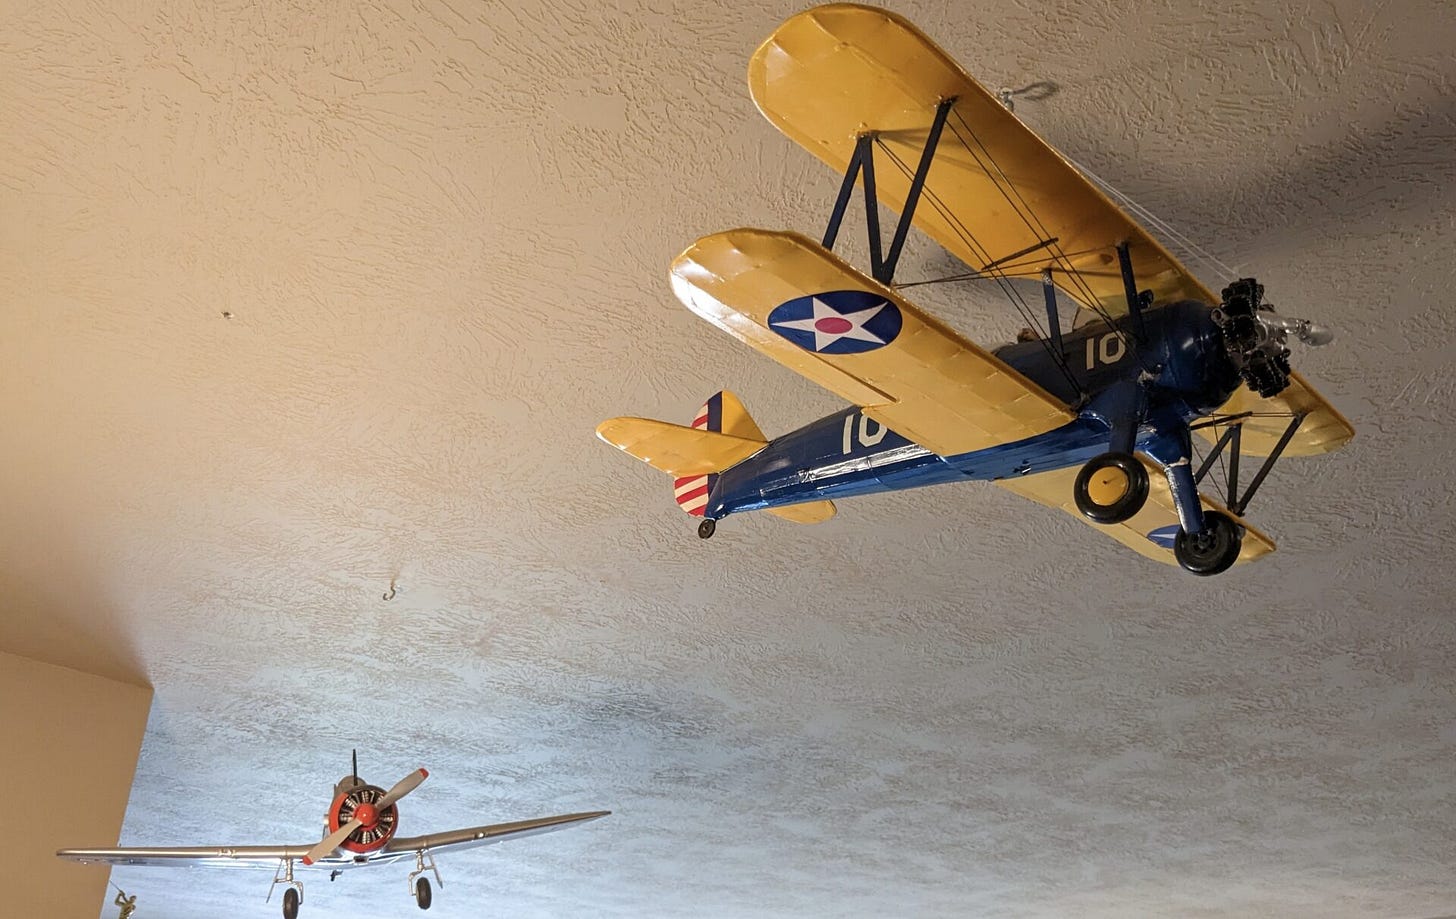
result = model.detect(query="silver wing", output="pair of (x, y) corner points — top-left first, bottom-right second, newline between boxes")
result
(56, 811), (610, 870)
(369, 810), (611, 864)
(55, 845), (321, 870)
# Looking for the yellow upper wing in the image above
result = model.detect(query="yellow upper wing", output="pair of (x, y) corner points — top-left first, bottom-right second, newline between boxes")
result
(748, 3), (1352, 457)
(749, 3), (1198, 312)
(670, 228), (1072, 457)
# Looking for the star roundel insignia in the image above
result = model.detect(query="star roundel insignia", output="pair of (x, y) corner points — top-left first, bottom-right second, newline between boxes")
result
(767, 290), (903, 355)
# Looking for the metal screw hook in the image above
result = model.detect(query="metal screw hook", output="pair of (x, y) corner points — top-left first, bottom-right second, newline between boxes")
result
(998, 81), (1060, 112)
(383, 579), (397, 601)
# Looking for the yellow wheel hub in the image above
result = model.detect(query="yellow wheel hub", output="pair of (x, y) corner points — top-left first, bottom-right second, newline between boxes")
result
(1087, 466), (1130, 506)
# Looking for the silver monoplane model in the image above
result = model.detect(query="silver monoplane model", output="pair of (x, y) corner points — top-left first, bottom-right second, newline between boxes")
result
(59, 752), (610, 917)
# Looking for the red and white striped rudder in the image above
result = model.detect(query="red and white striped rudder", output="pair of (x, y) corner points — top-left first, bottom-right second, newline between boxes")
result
(672, 391), (765, 516)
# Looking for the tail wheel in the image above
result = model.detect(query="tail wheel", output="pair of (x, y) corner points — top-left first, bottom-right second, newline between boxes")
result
(1073, 452), (1150, 524)
(697, 518), (716, 540)
(1174, 510), (1243, 576)
(282, 887), (300, 919)
(415, 876), (433, 910)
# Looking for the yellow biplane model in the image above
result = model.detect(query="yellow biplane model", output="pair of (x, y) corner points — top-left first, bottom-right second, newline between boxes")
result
(599, 4), (1353, 575)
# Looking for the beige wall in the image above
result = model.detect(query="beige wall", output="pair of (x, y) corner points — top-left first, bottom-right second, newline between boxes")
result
(0, 651), (151, 917)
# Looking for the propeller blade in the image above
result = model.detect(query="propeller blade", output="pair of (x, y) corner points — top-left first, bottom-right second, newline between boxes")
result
(301, 767), (427, 864)
(301, 816), (362, 866)
(375, 767), (428, 810)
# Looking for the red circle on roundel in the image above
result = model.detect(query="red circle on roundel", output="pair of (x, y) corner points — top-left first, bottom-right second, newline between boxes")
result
(814, 317), (853, 334)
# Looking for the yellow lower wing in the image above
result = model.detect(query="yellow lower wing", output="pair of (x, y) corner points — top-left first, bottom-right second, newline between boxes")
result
(768, 501), (838, 524)
(748, 3), (1353, 459)
(1211, 371), (1354, 456)
(997, 460), (1276, 569)
(670, 228), (1072, 458)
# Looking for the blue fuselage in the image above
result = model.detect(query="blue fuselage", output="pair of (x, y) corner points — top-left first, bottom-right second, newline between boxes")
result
(705, 300), (1242, 519)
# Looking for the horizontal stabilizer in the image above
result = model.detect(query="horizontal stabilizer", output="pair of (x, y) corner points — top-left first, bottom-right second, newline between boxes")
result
(767, 500), (837, 524)
(596, 417), (766, 477)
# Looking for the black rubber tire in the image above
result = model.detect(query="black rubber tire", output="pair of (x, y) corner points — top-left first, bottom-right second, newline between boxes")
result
(282, 886), (300, 919)
(697, 518), (716, 540)
(415, 876), (433, 910)
(1073, 452), (1150, 524)
(1174, 510), (1243, 576)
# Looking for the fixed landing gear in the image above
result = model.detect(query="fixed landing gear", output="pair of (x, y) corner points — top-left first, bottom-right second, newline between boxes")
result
(408, 848), (443, 910)
(697, 518), (716, 539)
(270, 859), (304, 918)
(1073, 452), (1149, 524)
(1174, 510), (1243, 576)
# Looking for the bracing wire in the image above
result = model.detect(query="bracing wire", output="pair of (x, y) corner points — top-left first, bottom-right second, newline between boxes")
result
(874, 107), (1149, 385)
(944, 112), (1127, 340)
(941, 110), (1183, 382)
(872, 139), (1085, 396)
(946, 114), (1101, 303)
(943, 149), (1118, 351)
(894, 245), (1111, 288)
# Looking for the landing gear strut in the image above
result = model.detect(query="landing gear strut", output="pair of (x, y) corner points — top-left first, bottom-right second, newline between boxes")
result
(1073, 452), (1149, 524)
(269, 859), (304, 919)
(408, 849), (443, 911)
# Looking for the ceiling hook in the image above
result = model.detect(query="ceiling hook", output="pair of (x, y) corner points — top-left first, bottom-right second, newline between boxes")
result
(383, 579), (397, 601)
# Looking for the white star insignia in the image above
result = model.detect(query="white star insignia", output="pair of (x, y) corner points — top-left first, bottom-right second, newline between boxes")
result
(771, 296), (890, 352)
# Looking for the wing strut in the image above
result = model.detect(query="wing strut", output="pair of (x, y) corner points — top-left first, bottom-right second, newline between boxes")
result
(1040, 269), (1065, 359)
(1115, 241), (1150, 341)
(268, 858), (304, 909)
(822, 98), (956, 285)
(1193, 413), (1306, 514)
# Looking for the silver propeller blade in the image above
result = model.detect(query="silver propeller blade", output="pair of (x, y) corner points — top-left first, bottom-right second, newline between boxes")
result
(376, 767), (428, 810)
(302, 817), (362, 866)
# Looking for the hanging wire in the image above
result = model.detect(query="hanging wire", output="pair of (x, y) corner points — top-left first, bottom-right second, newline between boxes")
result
(1060, 153), (1239, 282)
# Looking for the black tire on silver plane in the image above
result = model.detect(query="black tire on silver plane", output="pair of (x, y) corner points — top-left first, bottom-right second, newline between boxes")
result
(282, 886), (300, 919)
(415, 875), (433, 910)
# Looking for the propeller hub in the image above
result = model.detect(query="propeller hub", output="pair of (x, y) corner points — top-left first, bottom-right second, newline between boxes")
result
(353, 802), (379, 829)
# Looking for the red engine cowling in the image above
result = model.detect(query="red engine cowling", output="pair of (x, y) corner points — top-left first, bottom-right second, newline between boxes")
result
(326, 783), (399, 853)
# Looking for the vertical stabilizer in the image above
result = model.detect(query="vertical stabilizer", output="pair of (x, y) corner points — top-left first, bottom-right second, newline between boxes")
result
(673, 391), (762, 516)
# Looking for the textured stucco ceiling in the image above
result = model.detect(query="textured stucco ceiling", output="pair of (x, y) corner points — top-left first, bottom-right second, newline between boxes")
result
(5, 0), (1456, 916)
